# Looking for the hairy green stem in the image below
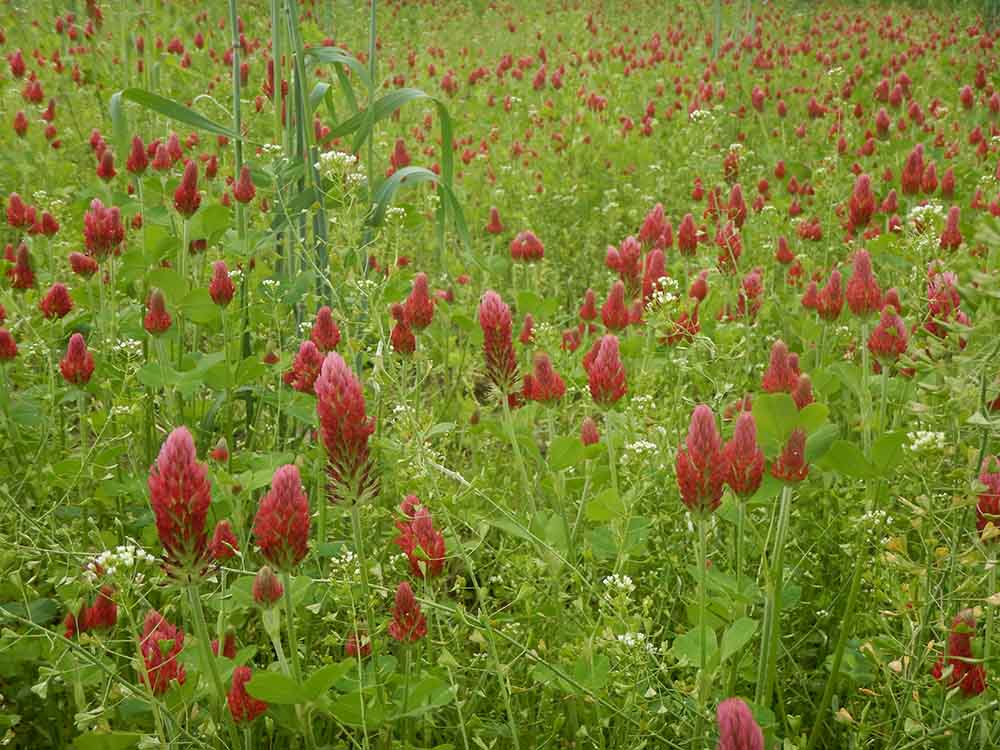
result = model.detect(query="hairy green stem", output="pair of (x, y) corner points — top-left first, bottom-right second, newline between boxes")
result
(756, 483), (793, 709)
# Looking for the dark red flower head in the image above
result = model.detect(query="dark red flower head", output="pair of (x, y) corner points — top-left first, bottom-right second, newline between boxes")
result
(716, 697), (764, 750)
(509, 230), (544, 263)
(867, 309), (908, 363)
(579, 288), (598, 321)
(233, 165), (256, 204)
(0, 329), (17, 361)
(69, 252), (99, 277)
(126, 135), (148, 175)
(83, 199), (124, 258)
(932, 609), (987, 697)
(846, 250), (882, 316)
(8, 242), (34, 289)
(678, 213), (699, 256)
(478, 291), (518, 393)
(761, 340), (799, 394)
(394, 502), (446, 579)
(581, 416), (600, 446)
(209, 261), (235, 306)
(676, 405), (729, 514)
(147, 427), (212, 579)
(585, 334), (627, 405)
(173, 160), (201, 218)
(283, 340), (324, 393)
(310, 305), (342, 350)
(228, 666), (268, 723)
(253, 464), (311, 570)
(40, 282), (74, 319)
(939, 206), (963, 251)
(977, 456), (1000, 543)
(770, 429), (809, 483)
(144, 289), (172, 335)
(485, 206), (504, 234)
(404, 273), (435, 330)
(724, 412), (765, 499)
(601, 280), (630, 331)
(252, 565), (284, 607)
(523, 351), (565, 403)
(388, 581), (427, 642)
(60, 333), (95, 385)
(315, 352), (378, 504)
(138, 610), (186, 695)
(210, 520), (239, 561)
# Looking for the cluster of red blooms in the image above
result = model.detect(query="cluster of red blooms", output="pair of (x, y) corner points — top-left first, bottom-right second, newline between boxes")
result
(522, 352), (566, 403)
(283, 307), (342, 392)
(389, 273), (435, 355)
(761, 340), (814, 411)
(509, 230), (545, 262)
(677, 342), (813, 512)
(64, 585), (117, 639)
(227, 666), (268, 723)
(5, 242), (35, 289)
(82, 198), (125, 258)
(5, 192), (59, 236)
(977, 456), (1000, 542)
(931, 610), (987, 697)
(393, 495), (446, 579)
(923, 263), (971, 343)
(138, 610), (186, 695)
(802, 269), (844, 321)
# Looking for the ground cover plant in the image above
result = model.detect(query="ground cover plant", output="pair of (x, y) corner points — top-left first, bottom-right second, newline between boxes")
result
(1, 0), (1000, 748)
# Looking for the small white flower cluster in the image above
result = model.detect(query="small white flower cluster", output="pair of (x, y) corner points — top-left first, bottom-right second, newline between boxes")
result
(261, 278), (280, 291)
(386, 205), (406, 222)
(262, 143), (284, 156)
(603, 574), (636, 594)
(907, 430), (946, 452)
(856, 509), (893, 543)
(316, 150), (361, 181)
(649, 282), (678, 309)
(114, 338), (144, 357)
(346, 172), (367, 188)
(228, 267), (244, 281)
(84, 544), (156, 583)
(624, 440), (658, 457)
(689, 109), (713, 122)
(616, 632), (657, 655)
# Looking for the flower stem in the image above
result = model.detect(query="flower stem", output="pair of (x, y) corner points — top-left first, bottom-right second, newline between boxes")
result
(501, 392), (535, 515)
(350, 504), (385, 713)
(726, 498), (745, 695)
(981, 557), (996, 749)
(77, 389), (88, 454)
(695, 513), (711, 742)
(756, 483), (792, 709)
(186, 585), (231, 734)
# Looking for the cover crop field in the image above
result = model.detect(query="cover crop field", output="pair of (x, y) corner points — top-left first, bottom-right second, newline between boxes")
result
(1, 0), (1000, 748)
